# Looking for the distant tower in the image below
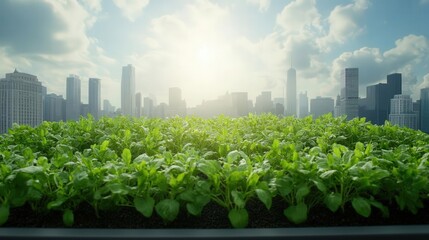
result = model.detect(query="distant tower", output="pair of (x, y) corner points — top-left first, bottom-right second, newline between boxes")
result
(286, 60), (297, 116)
(420, 88), (429, 133)
(0, 69), (44, 133)
(121, 64), (135, 116)
(88, 78), (101, 120)
(340, 68), (359, 120)
(135, 92), (142, 118)
(298, 91), (308, 118)
(389, 94), (417, 129)
(66, 74), (81, 121)
(168, 87), (186, 117)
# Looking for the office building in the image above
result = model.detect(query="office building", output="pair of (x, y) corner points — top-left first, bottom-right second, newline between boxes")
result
(421, 88), (429, 133)
(286, 66), (297, 116)
(298, 92), (309, 118)
(66, 74), (81, 121)
(389, 95), (417, 129)
(255, 91), (273, 114)
(88, 78), (101, 120)
(231, 92), (249, 117)
(0, 69), (44, 133)
(143, 97), (154, 118)
(339, 68), (359, 120)
(44, 93), (66, 122)
(310, 96), (334, 119)
(135, 92), (142, 117)
(121, 64), (136, 116)
(168, 87), (186, 117)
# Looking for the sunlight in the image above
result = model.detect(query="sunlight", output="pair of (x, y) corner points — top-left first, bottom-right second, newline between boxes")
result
(196, 44), (215, 65)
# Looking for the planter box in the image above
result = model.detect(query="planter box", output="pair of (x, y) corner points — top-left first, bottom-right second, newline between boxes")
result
(1, 225), (429, 240)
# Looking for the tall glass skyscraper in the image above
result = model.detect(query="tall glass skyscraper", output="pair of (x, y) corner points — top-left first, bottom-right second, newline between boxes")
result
(340, 68), (359, 120)
(389, 94), (417, 130)
(421, 87), (429, 133)
(121, 64), (135, 116)
(66, 74), (81, 121)
(89, 78), (101, 120)
(286, 66), (297, 116)
(0, 69), (44, 133)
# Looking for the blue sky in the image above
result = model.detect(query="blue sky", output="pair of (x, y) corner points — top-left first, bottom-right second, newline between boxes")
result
(1, 0), (429, 108)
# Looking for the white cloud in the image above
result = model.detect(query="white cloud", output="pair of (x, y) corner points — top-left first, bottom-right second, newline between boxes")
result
(319, 0), (370, 50)
(79, 0), (102, 13)
(276, 0), (322, 35)
(247, 0), (270, 12)
(113, 0), (149, 22)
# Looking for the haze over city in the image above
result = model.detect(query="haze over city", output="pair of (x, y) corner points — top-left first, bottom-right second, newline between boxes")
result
(1, 0), (429, 107)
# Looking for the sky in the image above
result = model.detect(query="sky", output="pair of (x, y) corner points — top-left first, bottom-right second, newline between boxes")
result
(1, 0), (429, 108)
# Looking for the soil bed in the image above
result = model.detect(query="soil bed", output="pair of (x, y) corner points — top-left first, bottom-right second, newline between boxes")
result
(4, 198), (429, 228)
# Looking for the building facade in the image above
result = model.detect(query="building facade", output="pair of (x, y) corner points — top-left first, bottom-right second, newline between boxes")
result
(340, 68), (359, 120)
(298, 92), (309, 118)
(389, 94), (417, 129)
(420, 88), (429, 133)
(286, 67), (297, 116)
(88, 78), (101, 120)
(121, 64), (135, 116)
(44, 93), (66, 122)
(66, 74), (81, 121)
(310, 96), (334, 119)
(255, 91), (273, 114)
(0, 69), (44, 133)
(135, 92), (142, 118)
(168, 87), (186, 117)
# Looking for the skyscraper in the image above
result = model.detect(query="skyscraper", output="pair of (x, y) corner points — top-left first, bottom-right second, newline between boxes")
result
(0, 69), (44, 133)
(310, 96), (334, 119)
(121, 64), (135, 116)
(135, 92), (142, 118)
(66, 74), (81, 121)
(389, 95), (417, 129)
(143, 97), (154, 118)
(255, 91), (273, 114)
(168, 87), (186, 117)
(44, 93), (66, 122)
(286, 66), (297, 116)
(88, 78), (101, 120)
(298, 91), (309, 118)
(231, 92), (249, 117)
(340, 68), (359, 120)
(420, 87), (429, 133)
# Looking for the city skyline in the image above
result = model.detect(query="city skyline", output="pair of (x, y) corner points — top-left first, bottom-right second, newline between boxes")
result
(1, 0), (429, 108)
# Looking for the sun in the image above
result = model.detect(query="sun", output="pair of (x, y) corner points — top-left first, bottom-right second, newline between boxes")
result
(196, 44), (216, 65)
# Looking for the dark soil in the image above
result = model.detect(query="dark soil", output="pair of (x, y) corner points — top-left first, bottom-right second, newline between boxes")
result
(4, 197), (429, 228)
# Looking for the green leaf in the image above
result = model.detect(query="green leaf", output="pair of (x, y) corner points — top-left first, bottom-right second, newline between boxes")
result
(255, 188), (272, 210)
(134, 196), (155, 218)
(296, 185), (310, 201)
(352, 197), (371, 217)
(63, 209), (74, 227)
(186, 203), (203, 216)
(15, 166), (43, 174)
(324, 192), (342, 212)
(122, 148), (132, 165)
(320, 170), (337, 179)
(0, 205), (10, 226)
(155, 199), (180, 222)
(228, 208), (249, 228)
(231, 190), (245, 209)
(284, 203), (308, 224)
(312, 180), (327, 193)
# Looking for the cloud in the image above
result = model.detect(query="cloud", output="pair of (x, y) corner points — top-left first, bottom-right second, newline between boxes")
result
(79, 0), (102, 13)
(113, 0), (149, 22)
(420, 0), (429, 5)
(331, 34), (429, 99)
(247, 0), (270, 12)
(319, 0), (370, 50)
(276, 0), (322, 35)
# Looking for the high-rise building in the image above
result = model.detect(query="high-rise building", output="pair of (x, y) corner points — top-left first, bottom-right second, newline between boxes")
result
(255, 91), (273, 114)
(310, 96), (334, 119)
(44, 93), (66, 122)
(102, 99), (115, 117)
(135, 92), (142, 118)
(360, 73), (402, 125)
(340, 68), (359, 120)
(420, 88), (429, 133)
(143, 97), (154, 118)
(66, 74), (81, 121)
(88, 78), (101, 120)
(298, 92), (308, 118)
(286, 66), (297, 116)
(389, 95), (417, 129)
(168, 87), (186, 117)
(121, 64), (135, 116)
(273, 97), (285, 116)
(231, 92), (249, 117)
(0, 69), (44, 133)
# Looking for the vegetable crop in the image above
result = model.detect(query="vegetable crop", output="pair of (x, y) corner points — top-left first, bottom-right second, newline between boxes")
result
(0, 114), (428, 228)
